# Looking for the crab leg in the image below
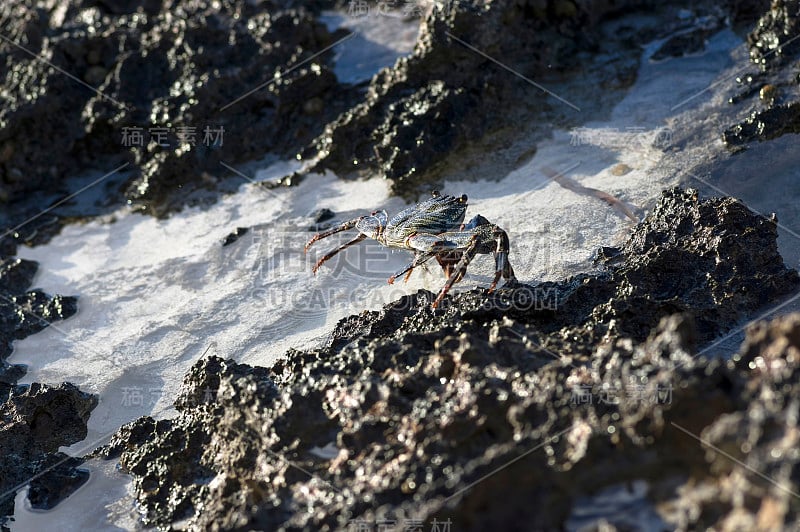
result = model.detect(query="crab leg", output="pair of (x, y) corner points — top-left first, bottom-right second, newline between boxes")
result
(407, 233), (458, 253)
(432, 236), (480, 309)
(392, 233), (460, 286)
(305, 217), (363, 253)
(435, 250), (463, 280)
(388, 252), (435, 284)
(311, 234), (367, 274)
(489, 228), (516, 291)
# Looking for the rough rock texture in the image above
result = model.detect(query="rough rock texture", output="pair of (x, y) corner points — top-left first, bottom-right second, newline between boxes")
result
(724, 0), (800, 146)
(97, 188), (800, 530)
(0, 256), (88, 528)
(0, 383), (97, 527)
(0, 0), (352, 216)
(0, 257), (78, 399)
(748, 0), (800, 66)
(663, 313), (800, 530)
(0, 0), (769, 226)
(306, 0), (720, 196)
(724, 100), (800, 146)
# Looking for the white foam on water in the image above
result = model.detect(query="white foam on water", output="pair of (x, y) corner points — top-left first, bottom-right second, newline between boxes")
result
(321, 9), (420, 84)
(11, 459), (138, 532)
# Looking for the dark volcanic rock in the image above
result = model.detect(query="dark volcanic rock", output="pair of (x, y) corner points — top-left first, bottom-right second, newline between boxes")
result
(27, 457), (90, 510)
(725, 0), (800, 147)
(748, 0), (800, 67)
(307, 1), (765, 198)
(0, 0), (353, 216)
(0, 383), (97, 526)
(0, 258), (78, 397)
(222, 227), (249, 247)
(1, 0), (768, 223)
(0, 256), (85, 527)
(723, 101), (800, 146)
(99, 188), (800, 530)
(666, 312), (800, 530)
(308, 0), (622, 195)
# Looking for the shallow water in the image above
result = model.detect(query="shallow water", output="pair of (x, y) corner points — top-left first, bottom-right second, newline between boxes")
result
(8, 17), (800, 532)
(320, 9), (420, 84)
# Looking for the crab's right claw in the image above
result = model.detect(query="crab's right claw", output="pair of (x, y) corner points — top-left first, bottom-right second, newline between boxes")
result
(305, 217), (364, 254)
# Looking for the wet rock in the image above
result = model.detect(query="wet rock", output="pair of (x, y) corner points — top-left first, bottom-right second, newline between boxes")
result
(748, 0), (800, 67)
(723, 101), (800, 146)
(0, 0), (354, 217)
(100, 188), (800, 530)
(0, 364), (26, 403)
(0, 383), (97, 526)
(93, 356), (279, 526)
(307, 1), (760, 198)
(308, 207), (336, 231)
(0, 258), (78, 388)
(663, 312), (800, 530)
(27, 457), (90, 510)
(310, 208), (335, 224)
(0, 0), (776, 228)
(0, 244), (86, 528)
(0, 238), (15, 263)
(308, 0), (610, 195)
(0, 258), (36, 294)
(725, 0), (800, 146)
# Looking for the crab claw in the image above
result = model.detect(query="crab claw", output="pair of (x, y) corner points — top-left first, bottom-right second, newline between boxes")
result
(387, 275), (396, 285)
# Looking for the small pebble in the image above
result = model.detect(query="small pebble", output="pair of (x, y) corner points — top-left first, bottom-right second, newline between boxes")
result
(222, 227), (249, 247)
(610, 163), (632, 176)
(311, 208), (335, 224)
(759, 84), (777, 103)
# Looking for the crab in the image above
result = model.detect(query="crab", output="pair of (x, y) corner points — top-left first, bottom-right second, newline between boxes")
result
(304, 191), (516, 308)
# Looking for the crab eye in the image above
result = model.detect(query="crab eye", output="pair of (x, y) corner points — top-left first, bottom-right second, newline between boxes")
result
(431, 190), (440, 198)
(459, 194), (468, 203)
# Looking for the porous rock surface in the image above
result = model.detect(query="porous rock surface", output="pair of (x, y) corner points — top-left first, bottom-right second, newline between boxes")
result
(0, 253), (93, 528)
(724, 0), (800, 146)
(0, 382), (97, 528)
(0, 0), (769, 225)
(97, 188), (800, 530)
(0, 0), (353, 216)
(0, 257), (78, 399)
